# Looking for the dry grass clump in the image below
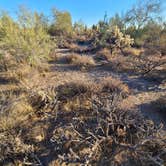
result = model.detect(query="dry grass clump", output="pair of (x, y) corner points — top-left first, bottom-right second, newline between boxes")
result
(57, 81), (96, 100)
(0, 51), (16, 72)
(66, 43), (80, 51)
(0, 94), (36, 165)
(124, 47), (142, 56)
(2, 63), (48, 89)
(0, 96), (33, 132)
(101, 76), (130, 98)
(11, 64), (33, 81)
(95, 48), (112, 61)
(66, 54), (96, 69)
(109, 55), (136, 72)
(49, 50), (65, 62)
(56, 77), (129, 112)
(56, 81), (98, 112)
(52, 54), (63, 62)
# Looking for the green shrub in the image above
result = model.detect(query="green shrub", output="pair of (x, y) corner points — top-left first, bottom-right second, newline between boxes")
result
(0, 7), (54, 67)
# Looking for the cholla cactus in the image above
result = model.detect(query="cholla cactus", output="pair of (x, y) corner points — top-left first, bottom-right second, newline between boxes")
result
(112, 26), (134, 49)
(93, 25), (134, 54)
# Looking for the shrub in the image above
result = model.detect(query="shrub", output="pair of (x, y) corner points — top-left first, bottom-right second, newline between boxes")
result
(0, 50), (19, 72)
(123, 47), (142, 56)
(0, 97), (33, 131)
(49, 8), (72, 36)
(92, 26), (134, 55)
(0, 133), (34, 164)
(66, 54), (96, 69)
(133, 49), (166, 75)
(0, 7), (54, 67)
(101, 76), (130, 98)
(55, 77), (129, 112)
(95, 48), (112, 61)
(110, 55), (136, 72)
(56, 80), (97, 112)
(50, 78), (165, 165)
(57, 81), (95, 100)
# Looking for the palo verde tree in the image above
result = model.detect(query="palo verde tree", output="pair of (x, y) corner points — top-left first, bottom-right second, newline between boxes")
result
(49, 8), (72, 36)
(73, 20), (86, 36)
(109, 13), (125, 32)
(0, 6), (53, 67)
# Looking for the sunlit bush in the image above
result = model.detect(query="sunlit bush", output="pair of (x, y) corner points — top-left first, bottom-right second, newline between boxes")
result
(0, 7), (54, 67)
(66, 54), (96, 69)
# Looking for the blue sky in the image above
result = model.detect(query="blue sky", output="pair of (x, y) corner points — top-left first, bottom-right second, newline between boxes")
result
(0, 0), (165, 26)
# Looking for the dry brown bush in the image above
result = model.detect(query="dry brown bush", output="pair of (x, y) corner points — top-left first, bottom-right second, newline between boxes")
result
(123, 47), (142, 56)
(66, 54), (95, 69)
(56, 80), (98, 112)
(0, 76), (165, 165)
(108, 55), (135, 72)
(132, 48), (166, 75)
(0, 96), (33, 132)
(66, 43), (80, 50)
(0, 93), (36, 165)
(56, 77), (129, 112)
(50, 78), (166, 165)
(0, 51), (16, 71)
(97, 47), (166, 75)
(101, 76), (130, 98)
(50, 53), (63, 62)
(95, 48), (112, 61)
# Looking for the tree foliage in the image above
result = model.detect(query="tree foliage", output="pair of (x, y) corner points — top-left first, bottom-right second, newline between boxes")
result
(124, 0), (162, 28)
(124, 0), (163, 47)
(0, 7), (53, 66)
(49, 8), (72, 36)
(73, 20), (86, 35)
(109, 13), (125, 31)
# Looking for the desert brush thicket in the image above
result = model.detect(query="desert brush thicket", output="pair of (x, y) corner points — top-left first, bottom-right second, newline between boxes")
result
(0, 0), (166, 165)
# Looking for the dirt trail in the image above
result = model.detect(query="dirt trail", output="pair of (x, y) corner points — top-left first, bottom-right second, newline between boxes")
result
(52, 49), (166, 128)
